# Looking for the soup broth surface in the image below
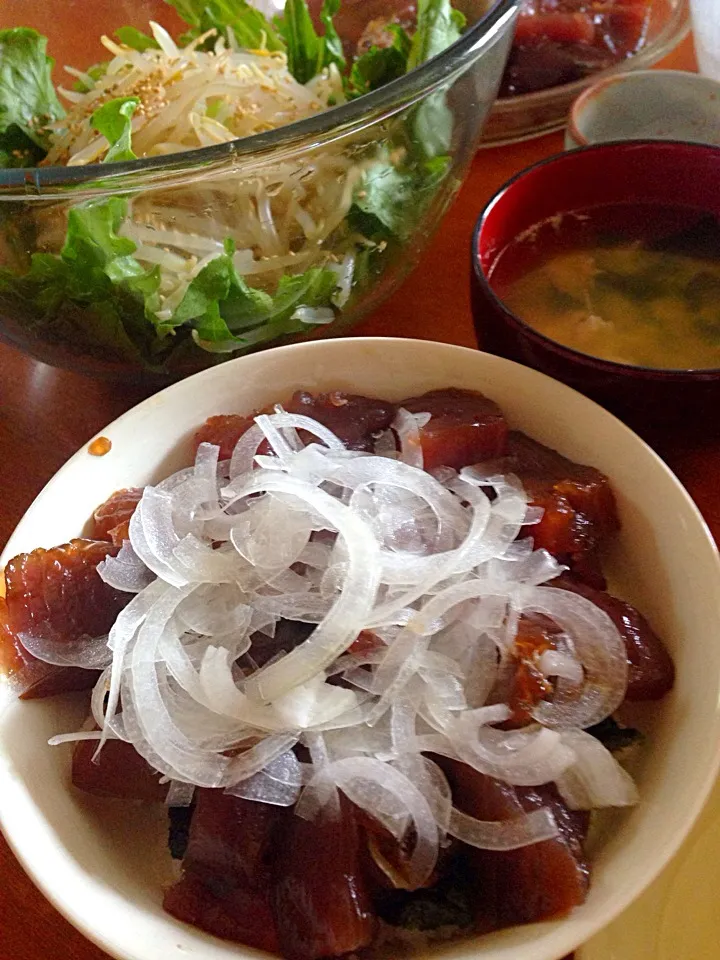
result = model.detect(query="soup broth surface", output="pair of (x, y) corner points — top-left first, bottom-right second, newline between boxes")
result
(491, 202), (720, 370)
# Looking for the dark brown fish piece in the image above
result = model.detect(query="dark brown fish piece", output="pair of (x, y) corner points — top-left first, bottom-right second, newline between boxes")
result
(481, 431), (619, 586)
(0, 595), (97, 699)
(165, 789), (282, 953)
(552, 573), (675, 700)
(272, 796), (376, 960)
(400, 388), (508, 471)
(286, 391), (397, 452)
(91, 487), (143, 545)
(438, 759), (590, 929)
(72, 737), (168, 801)
(193, 413), (256, 461)
(4, 539), (129, 650)
(506, 613), (558, 726)
(2, 539), (129, 698)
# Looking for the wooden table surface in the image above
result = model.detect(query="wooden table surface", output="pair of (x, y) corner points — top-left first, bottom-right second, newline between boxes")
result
(0, 32), (707, 960)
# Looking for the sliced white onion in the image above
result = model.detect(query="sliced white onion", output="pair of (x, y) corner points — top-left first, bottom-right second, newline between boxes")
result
(99, 578), (171, 750)
(166, 780), (196, 807)
(129, 488), (186, 587)
(539, 649), (585, 685)
(392, 408), (424, 470)
(229, 422), (266, 477)
(227, 472), (381, 703)
(98, 541), (154, 593)
(523, 587), (629, 730)
(228, 769), (301, 806)
(448, 804), (559, 850)
(225, 733), (298, 785)
(448, 716), (576, 787)
(17, 628), (111, 670)
(556, 730), (640, 809)
(240, 748), (306, 802)
(263, 412), (345, 452)
(304, 756), (439, 888)
(37, 405), (646, 843)
(254, 414), (301, 462)
(373, 429), (398, 459)
(48, 729), (122, 746)
(193, 442), (221, 503)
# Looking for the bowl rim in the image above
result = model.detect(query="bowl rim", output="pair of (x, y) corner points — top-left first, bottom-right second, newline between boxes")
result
(471, 138), (720, 379)
(0, 0), (518, 197)
(567, 69), (720, 148)
(3, 337), (720, 960)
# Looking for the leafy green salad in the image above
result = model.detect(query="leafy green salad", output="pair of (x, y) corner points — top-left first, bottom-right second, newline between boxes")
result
(0, 0), (468, 374)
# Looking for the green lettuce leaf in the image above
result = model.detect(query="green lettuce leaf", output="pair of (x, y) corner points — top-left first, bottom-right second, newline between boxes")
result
(92, 97), (139, 163)
(406, 0), (465, 159)
(319, 0), (346, 74)
(115, 26), (160, 52)
(350, 163), (414, 239)
(413, 90), (454, 160)
(268, 264), (339, 321)
(0, 191), (344, 365)
(0, 28), (65, 168)
(0, 196), (160, 363)
(215, 264), (341, 350)
(61, 197), (139, 273)
(166, 0), (285, 51)
(348, 24), (410, 98)
(58, 299), (152, 364)
(407, 0), (465, 71)
(278, 0), (345, 84)
(172, 240), (246, 328)
(0, 261), (150, 366)
(173, 239), (339, 351)
(73, 62), (108, 95)
(350, 154), (450, 241)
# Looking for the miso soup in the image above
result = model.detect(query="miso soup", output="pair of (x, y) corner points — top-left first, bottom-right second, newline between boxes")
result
(490, 203), (720, 370)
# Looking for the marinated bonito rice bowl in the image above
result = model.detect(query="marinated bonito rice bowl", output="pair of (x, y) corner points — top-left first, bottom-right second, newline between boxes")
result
(1, 338), (719, 960)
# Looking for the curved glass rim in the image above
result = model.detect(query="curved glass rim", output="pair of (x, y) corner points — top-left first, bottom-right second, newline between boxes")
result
(0, 0), (518, 196)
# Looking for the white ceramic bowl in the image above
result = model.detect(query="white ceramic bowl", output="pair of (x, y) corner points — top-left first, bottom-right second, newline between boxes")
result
(565, 70), (720, 149)
(2, 337), (720, 960)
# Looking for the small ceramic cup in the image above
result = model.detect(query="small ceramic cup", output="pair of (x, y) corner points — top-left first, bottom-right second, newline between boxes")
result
(565, 70), (720, 149)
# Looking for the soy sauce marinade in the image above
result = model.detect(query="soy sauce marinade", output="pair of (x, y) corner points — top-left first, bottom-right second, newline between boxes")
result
(491, 202), (720, 370)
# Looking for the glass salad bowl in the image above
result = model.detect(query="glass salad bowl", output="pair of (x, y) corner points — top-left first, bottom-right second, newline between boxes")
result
(0, 0), (518, 383)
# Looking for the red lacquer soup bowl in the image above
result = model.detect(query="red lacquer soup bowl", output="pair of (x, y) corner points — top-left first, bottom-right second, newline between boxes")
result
(471, 140), (720, 435)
